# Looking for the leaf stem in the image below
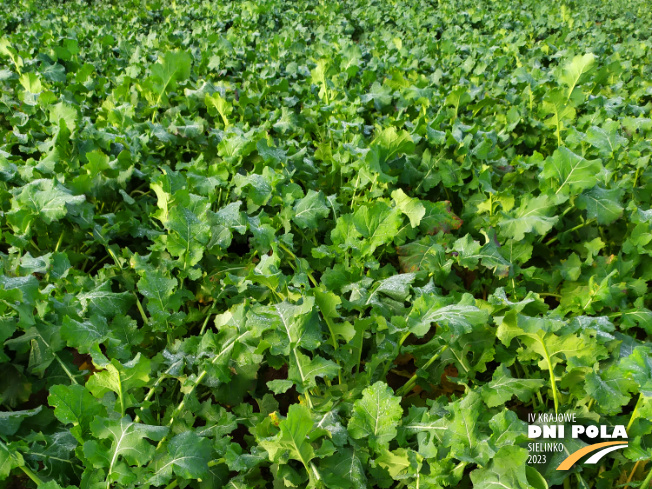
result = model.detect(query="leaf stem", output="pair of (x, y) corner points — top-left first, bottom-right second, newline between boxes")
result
(293, 224), (317, 247)
(33, 320), (80, 385)
(381, 331), (411, 379)
(278, 241), (296, 259)
(199, 302), (218, 336)
(546, 219), (596, 245)
(537, 337), (560, 414)
(355, 314), (365, 375)
(54, 231), (64, 252)
(642, 465), (652, 489)
(156, 331), (249, 449)
(624, 460), (642, 489)
(55, 354), (80, 385)
(134, 361), (183, 423)
(319, 313), (342, 384)
(292, 348), (313, 409)
(106, 245), (148, 327)
(20, 465), (44, 486)
(350, 173), (360, 210)
(310, 461), (321, 481)
(627, 394), (643, 432)
(0, 440), (44, 486)
(396, 345), (449, 397)
(538, 292), (561, 298)
(87, 254), (111, 274)
(133, 292), (149, 326)
(278, 242), (318, 287)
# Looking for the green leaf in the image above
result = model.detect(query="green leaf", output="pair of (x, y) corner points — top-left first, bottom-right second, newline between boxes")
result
(0, 406), (42, 436)
(619, 309), (652, 334)
(453, 234), (511, 277)
(496, 313), (595, 373)
(77, 281), (133, 318)
(397, 236), (450, 277)
(446, 87), (472, 115)
(136, 267), (180, 324)
(106, 315), (144, 361)
(61, 316), (109, 353)
(150, 51), (192, 104)
(49, 384), (105, 430)
(620, 347), (652, 397)
(348, 381), (402, 452)
(148, 431), (211, 484)
(371, 126), (414, 163)
(293, 190), (330, 229)
(398, 405), (446, 459)
(9, 179), (85, 228)
(207, 201), (247, 249)
(406, 294), (488, 337)
(260, 404), (315, 470)
(49, 102), (78, 131)
(408, 149), (442, 192)
(0, 440), (24, 479)
(559, 53), (596, 95)
(585, 122), (627, 156)
(391, 189), (425, 228)
(542, 88), (576, 139)
(5, 323), (63, 374)
(166, 204), (211, 269)
(267, 379), (294, 394)
(313, 287), (341, 320)
(374, 273), (417, 301)
(585, 366), (636, 414)
(499, 194), (559, 240)
(205, 92), (232, 127)
(251, 298), (319, 356)
(86, 354), (150, 414)
(481, 365), (545, 408)
(289, 350), (339, 393)
(352, 202), (402, 255)
(84, 416), (169, 472)
(419, 201), (463, 234)
(489, 409), (529, 449)
(320, 448), (367, 489)
(375, 448), (421, 479)
(541, 147), (602, 196)
(576, 186), (623, 224)
(470, 445), (535, 489)
(443, 391), (494, 465)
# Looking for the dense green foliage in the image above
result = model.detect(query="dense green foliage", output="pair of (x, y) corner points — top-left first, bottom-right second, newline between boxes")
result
(1, 0), (652, 487)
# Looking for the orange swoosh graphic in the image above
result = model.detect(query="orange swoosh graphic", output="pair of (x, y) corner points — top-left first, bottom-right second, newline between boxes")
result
(556, 441), (627, 470)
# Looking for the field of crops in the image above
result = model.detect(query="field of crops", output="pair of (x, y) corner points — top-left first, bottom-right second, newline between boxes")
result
(1, 0), (651, 487)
